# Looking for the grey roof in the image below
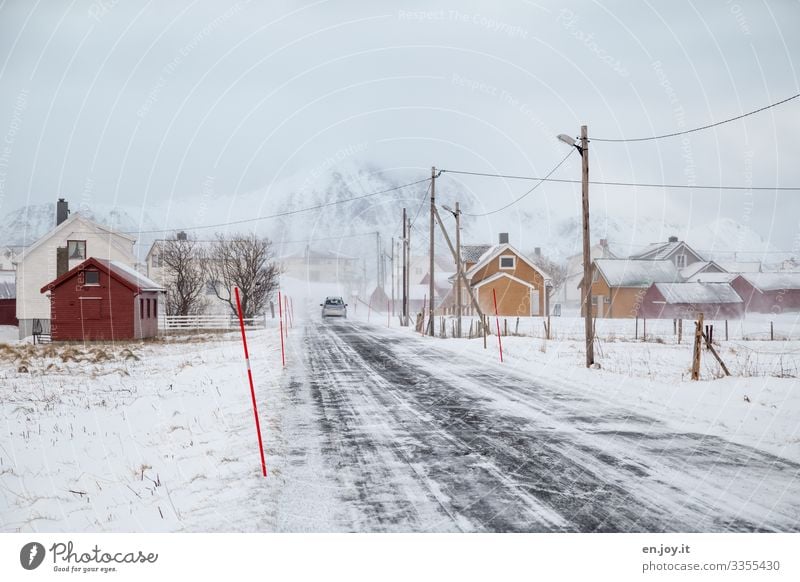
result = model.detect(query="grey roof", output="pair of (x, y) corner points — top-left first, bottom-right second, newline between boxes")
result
(594, 259), (680, 288)
(741, 272), (800, 292)
(461, 244), (493, 263)
(654, 282), (742, 304)
(631, 241), (682, 260)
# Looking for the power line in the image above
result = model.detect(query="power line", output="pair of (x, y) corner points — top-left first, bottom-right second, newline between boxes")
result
(460, 150), (575, 217)
(592, 92), (800, 143)
(440, 168), (800, 191)
(125, 177), (430, 235)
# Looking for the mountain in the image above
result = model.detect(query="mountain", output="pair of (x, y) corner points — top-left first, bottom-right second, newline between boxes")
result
(0, 202), (160, 250)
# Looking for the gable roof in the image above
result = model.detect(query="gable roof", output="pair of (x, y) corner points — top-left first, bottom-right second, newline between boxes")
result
(461, 244), (493, 264)
(679, 260), (726, 279)
(593, 259), (680, 288)
(653, 282), (742, 304)
(16, 212), (136, 264)
(464, 243), (551, 280)
(739, 272), (800, 292)
(41, 257), (164, 294)
(630, 240), (703, 262)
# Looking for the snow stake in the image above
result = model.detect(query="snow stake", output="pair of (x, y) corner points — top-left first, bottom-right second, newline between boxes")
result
(492, 288), (503, 363)
(234, 287), (267, 477)
(278, 290), (286, 367)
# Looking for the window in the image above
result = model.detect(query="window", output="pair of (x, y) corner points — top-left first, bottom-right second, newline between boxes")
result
(591, 296), (599, 305)
(140, 298), (144, 319)
(676, 254), (687, 268)
(604, 296), (611, 304)
(84, 270), (99, 285)
(67, 240), (86, 260)
(499, 255), (516, 269)
(153, 298), (157, 317)
(146, 298), (151, 318)
(151, 253), (161, 268)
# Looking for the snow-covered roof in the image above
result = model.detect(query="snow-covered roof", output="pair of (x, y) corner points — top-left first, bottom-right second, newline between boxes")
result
(690, 272), (738, 284)
(679, 261), (725, 279)
(740, 272), (800, 292)
(104, 260), (165, 291)
(461, 244), (493, 263)
(0, 279), (14, 299)
(654, 282), (742, 304)
(16, 212), (136, 263)
(464, 243), (551, 280)
(716, 261), (762, 274)
(594, 259), (680, 288)
(630, 240), (703, 262)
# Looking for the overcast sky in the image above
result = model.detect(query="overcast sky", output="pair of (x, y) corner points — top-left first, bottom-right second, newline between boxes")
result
(0, 0), (798, 248)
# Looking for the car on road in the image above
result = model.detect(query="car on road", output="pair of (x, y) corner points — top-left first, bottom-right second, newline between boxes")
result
(321, 296), (347, 318)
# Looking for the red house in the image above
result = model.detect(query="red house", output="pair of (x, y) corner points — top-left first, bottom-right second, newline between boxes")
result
(641, 282), (744, 320)
(41, 258), (164, 341)
(731, 273), (800, 314)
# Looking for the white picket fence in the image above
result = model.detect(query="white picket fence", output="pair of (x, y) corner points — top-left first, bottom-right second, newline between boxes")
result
(159, 314), (267, 331)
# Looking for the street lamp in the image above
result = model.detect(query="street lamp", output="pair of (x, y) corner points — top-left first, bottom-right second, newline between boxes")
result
(557, 125), (594, 368)
(441, 204), (463, 338)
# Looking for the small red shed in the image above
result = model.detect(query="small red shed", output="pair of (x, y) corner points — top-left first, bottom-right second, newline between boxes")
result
(41, 258), (164, 341)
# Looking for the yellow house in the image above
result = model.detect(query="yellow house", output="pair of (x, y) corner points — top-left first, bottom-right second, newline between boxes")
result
(583, 259), (681, 318)
(457, 234), (551, 317)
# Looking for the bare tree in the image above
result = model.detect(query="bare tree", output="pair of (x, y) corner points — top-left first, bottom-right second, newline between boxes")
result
(531, 252), (567, 306)
(206, 233), (278, 319)
(160, 237), (207, 316)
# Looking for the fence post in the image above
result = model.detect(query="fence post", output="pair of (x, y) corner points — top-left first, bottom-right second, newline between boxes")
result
(635, 317), (639, 340)
(691, 313), (704, 380)
(678, 319), (682, 344)
(643, 317), (647, 342)
(483, 314), (487, 349)
(771, 321), (774, 341)
(725, 320), (728, 341)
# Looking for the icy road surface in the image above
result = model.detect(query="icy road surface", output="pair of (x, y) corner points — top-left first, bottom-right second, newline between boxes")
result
(279, 318), (800, 532)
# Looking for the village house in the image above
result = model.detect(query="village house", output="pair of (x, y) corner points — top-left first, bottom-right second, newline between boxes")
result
(640, 282), (744, 320)
(452, 234), (550, 317)
(14, 199), (139, 339)
(279, 246), (360, 284)
(731, 273), (800, 314)
(41, 258), (164, 342)
(630, 235), (705, 269)
(556, 238), (616, 309)
(585, 259), (681, 318)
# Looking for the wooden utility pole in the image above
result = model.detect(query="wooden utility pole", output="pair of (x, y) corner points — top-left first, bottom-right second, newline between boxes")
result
(454, 201), (462, 338)
(428, 166), (436, 336)
(580, 125), (594, 367)
(404, 216), (411, 326)
(432, 206), (484, 318)
(390, 237), (395, 316)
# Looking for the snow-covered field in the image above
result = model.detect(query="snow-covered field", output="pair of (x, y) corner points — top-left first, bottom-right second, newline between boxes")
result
(0, 329), (288, 532)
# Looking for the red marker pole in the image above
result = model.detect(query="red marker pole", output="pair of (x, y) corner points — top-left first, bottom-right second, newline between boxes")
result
(234, 287), (267, 477)
(278, 290), (286, 367)
(492, 288), (504, 363)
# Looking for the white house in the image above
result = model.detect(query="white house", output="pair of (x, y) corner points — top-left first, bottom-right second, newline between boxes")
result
(14, 203), (138, 338)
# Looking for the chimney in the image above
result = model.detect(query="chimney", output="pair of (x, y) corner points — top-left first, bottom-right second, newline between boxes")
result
(599, 238), (608, 248)
(499, 233), (509, 245)
(56, 198), (70, 225)
(668, 235), (679, 243)
(534, 247), (541, 258)
(176, 231), (188, 241)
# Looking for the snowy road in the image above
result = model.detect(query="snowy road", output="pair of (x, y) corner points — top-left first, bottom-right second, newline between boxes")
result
(278, 318), (800, 532)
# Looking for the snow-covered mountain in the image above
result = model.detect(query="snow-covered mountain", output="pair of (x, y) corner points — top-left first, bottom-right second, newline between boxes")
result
(0, 202), (160, 249)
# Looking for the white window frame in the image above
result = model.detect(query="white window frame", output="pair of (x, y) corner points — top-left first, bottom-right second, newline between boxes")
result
(498, 255), (516, 270)
(676, 254), (687, 268)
